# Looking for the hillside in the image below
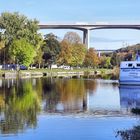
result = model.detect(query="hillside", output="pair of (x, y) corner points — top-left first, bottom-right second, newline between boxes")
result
(116, 44), (140, 53)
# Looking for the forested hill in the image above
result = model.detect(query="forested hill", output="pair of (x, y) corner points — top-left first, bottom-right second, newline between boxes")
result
(116, 44), (140, 53)
(105, 44), (140, 67)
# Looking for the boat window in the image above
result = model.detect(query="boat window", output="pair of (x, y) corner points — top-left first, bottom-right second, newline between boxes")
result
(128, 64), (132, 67)
(137, 64), (140, 67)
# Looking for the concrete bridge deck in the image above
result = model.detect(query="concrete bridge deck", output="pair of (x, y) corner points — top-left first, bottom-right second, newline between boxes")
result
(39, 23), (140, 48)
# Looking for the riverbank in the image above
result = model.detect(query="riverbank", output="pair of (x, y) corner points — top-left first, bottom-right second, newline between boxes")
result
(0, 68), (119, 79)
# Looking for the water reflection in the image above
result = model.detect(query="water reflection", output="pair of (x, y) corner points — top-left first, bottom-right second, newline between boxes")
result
(40, 78), (97, 112)
(118, 86), (140, 140)
(119, 85), (140, 110)
(0, 78), (121, 116)
(0, 79), (41, 134)
(1, 78), (140, 135)
(87, 80), (120, 111)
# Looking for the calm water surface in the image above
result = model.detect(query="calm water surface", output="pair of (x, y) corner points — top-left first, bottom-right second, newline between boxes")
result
(0, 78), (139, 140)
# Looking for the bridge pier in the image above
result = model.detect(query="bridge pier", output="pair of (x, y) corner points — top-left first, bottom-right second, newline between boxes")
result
(83, 29), (90, 49)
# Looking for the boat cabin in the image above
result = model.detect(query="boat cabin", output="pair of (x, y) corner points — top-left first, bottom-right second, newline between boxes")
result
(120, 61), (140, 69)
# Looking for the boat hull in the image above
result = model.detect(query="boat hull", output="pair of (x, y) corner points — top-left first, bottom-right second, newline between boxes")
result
(119, 80), (140, 85)
(119, 68), (140, 85)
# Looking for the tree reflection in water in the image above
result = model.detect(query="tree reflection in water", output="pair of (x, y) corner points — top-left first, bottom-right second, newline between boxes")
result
(0, 79), (41, 134)
(41, 78), (60, 112)
(41, 78), (97, 113)
(56, 79), (85, 112)
(0, 78), (97, 134)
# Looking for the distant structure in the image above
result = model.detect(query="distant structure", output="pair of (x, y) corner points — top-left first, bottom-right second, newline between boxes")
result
(98, 52), (101, 57)
(96, 49), (115, 57)
(96, 49), (115, 52)
(39, 23), (140, 49)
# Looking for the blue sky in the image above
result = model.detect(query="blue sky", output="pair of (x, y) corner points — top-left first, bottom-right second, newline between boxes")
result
(0, 0), (140, 50)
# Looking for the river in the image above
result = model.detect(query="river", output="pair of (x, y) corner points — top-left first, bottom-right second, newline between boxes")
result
(0, 78), (139, 140)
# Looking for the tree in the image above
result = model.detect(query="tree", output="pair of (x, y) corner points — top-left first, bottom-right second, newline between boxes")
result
(42, 33), (61, 66)
(0, 41), (4, 50)
(110, 53), (122, 67)
(0, 42), (5, 64)
(0, 12), (42, 47)
(99, 56), (111, 68)
(61, 32), (86, 67)
(34, 47), (44, 68)
(63, 32), (82, 44)
(0, 12), (43, 63)
(57, 40), (72, 65)
(0, 32), (5, 60)
(9, 39), (36, 67)
(71, 43), (86, 67)
(83, 48), (99, 68)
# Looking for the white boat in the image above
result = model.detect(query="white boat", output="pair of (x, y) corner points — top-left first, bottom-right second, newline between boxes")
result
(119, 61), (140, 85)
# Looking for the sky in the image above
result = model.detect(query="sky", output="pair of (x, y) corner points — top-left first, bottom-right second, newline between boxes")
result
(0, 0), (140, 50)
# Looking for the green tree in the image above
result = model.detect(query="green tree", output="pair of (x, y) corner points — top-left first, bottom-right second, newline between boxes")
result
(99, 56), (111, 68)
(0, 12), (42, 47)
(0, 42), (5, 64)
(42, 33), (61, 66)
(34, 47), (44, 68)
(0, 12), (43, 63)
(0, 32), (5, 63)
(105, 57), (111, 68)
(9, 39), (36, 67)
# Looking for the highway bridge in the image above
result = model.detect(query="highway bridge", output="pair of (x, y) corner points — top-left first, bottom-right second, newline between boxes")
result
(39, 23), (140, 49)
(96, 49), (115, 52)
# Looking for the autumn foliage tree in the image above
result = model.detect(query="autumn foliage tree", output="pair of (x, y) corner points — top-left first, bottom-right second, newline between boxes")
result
(71, 43), (86, 67)
(57, 40), (72, 65)
(83, 48), (99, 68)
(59, 32), (86, 67)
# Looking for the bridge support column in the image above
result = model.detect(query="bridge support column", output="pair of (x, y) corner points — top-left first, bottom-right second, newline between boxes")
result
(83, 29), (90, 49)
